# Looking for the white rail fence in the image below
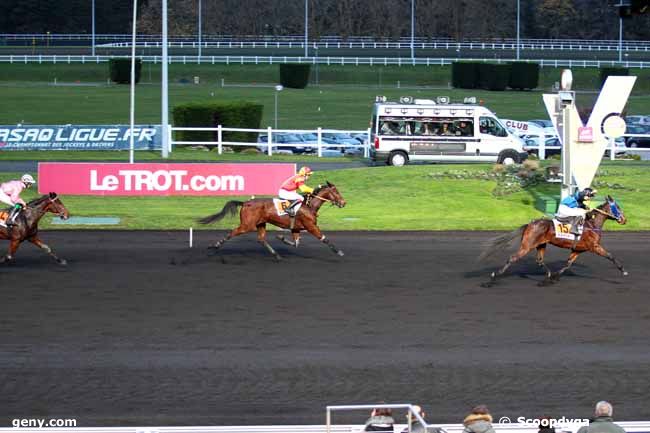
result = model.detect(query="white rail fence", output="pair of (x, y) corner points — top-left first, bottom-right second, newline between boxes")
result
(170, 126), (371, 158)
(4, 55), (650, 68)
(522, 135), (650, 160)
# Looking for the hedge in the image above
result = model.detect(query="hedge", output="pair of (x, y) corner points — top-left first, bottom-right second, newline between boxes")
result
(478, 63), (510, 91)
(600, 67), (629, 88)
(509, 62), (540, 90)
(109, 58), (141, 84)
(451, 62), (479, 89)
(279, 64), (311, 89)
(172, 101), (264, 150)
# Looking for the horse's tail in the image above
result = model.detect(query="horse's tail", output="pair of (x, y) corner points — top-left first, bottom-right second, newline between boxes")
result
(197, 200), (244, 225)
(478, 224), (527, 262)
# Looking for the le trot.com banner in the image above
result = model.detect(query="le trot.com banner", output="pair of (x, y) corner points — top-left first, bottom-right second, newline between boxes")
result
(38, 163), (297, 196)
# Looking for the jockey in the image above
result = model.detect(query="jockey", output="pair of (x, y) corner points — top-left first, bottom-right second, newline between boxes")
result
(556, 187), (597, 233)
(279, 166), (314, 217)
(0, 174), (36, 227)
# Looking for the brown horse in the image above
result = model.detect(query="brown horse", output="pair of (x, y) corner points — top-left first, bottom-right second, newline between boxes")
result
(481, 195), (627, 284)
(0, 192), (70, 265)
(198, 182), (346, 260)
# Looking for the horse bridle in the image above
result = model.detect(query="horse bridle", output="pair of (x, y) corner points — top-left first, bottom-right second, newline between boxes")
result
(591, 206), (621, 221)
(310, 193), (344, 207)
(48, 196), (67, 217)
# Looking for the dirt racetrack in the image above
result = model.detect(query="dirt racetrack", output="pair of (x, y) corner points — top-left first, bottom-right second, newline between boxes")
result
(1, 230), (649, 427)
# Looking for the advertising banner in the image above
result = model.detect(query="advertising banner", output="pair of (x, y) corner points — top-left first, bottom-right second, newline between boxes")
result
(38, 163), (296, 196)
(0, 125), (162, 150)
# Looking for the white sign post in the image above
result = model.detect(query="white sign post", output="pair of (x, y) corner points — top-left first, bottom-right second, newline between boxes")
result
(544, 72), (635, 199)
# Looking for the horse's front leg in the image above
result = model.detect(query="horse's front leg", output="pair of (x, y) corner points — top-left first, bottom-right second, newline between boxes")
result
(303, 222), (344, 256)
(592, 244), (628, 276)
(276, 230), (301, 248)
(0, 239), (21, 264)
(28, 236), (67, 265)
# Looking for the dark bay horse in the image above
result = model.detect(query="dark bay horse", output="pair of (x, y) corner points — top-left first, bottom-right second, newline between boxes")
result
(0, 192), (70, 265)
(481, 195), (627, 284)
(198, 182), (346, 260)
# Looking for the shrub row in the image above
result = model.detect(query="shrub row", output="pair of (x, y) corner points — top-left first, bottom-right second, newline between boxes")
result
(172, 102), (263, 151)
(452, 61), (539, 91)
(108, 58), (141, 84)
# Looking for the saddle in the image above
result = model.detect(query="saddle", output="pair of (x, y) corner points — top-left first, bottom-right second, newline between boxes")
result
(272, 199), (302, 217)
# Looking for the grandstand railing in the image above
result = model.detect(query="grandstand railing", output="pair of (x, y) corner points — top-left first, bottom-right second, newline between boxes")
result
(3, 34), (650, 50)
(2, 55), (650, 68)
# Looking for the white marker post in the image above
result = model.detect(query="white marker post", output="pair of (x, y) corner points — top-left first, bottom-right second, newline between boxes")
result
(189, 227), (193, 248)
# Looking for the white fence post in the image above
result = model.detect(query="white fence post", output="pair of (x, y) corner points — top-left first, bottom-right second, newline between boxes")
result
(317, 127), (323, 157)
(610, 137), (616, 161)
(167, 124), (173, 154)
(267, 126), (273, 156)
(538, 134), (546, 160)
(365, 127), (371, 158)
(217, 124), (223, 154)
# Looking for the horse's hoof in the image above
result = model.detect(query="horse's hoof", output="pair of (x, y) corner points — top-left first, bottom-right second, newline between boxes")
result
(58, 259), (68, 266)
(623, 271), (629, 276)
(274, 255), (283, 262)
(337, 250), (345, 257)
(480, 281), (494, 288)
(207, 246), (220, 256)
(490, 272), (496, 279)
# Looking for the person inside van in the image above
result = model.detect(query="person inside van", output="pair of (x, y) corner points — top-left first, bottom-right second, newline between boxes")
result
(441, 123), (453, 136)
(455, 121), (472, 136)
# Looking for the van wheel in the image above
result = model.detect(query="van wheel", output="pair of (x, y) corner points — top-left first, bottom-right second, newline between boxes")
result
(388, 151), (408, 166)
(497, 149), (521, 165)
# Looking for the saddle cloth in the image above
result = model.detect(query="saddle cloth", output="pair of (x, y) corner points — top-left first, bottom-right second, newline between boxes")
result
(552, 218), (583, 241)
(273, 199), (301, 216)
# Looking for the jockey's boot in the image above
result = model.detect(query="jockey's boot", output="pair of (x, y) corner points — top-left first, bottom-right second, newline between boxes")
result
(6, 205), (21, 228)
(286, 200), (300, 230)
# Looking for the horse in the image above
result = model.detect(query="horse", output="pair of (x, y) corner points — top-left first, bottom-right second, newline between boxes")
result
(481, 195), (627, 285)
(198, 182), (346, 260)
(0, 192), (70, 265)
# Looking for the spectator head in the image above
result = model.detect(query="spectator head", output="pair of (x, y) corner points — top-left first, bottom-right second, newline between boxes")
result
(471, 405), (491, 415)
(407, 405), (425, 422)
(372, 406), (393, 417)
(594, 401), (613, 417)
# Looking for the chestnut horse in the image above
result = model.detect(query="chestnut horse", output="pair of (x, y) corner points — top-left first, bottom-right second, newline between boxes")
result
(198, 182), (346, 260)
(0, 192), (70, 265)
(481, 195), (627, 284)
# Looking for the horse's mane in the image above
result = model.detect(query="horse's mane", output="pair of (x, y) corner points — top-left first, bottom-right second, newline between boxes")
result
(312, 182), (333, 196)
(27, 193), (56, 207)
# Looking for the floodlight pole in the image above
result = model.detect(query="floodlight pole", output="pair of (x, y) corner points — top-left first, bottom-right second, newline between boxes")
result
(618, 17), (623, 63)
(162, 0), (170, 158)
(198, 0), (202, 58)
(516, 0), (520, 60)
(91, 0), (96, 56)
(304, 0), (309, 57)
(129, 0), (138, 164)
(410, 0), (415, 59)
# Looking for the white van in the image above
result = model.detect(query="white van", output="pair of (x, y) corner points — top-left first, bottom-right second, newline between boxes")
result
(370, 96), (528, 166)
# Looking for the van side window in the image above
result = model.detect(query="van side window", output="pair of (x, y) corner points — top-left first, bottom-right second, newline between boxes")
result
(479, 117), (508, 137)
